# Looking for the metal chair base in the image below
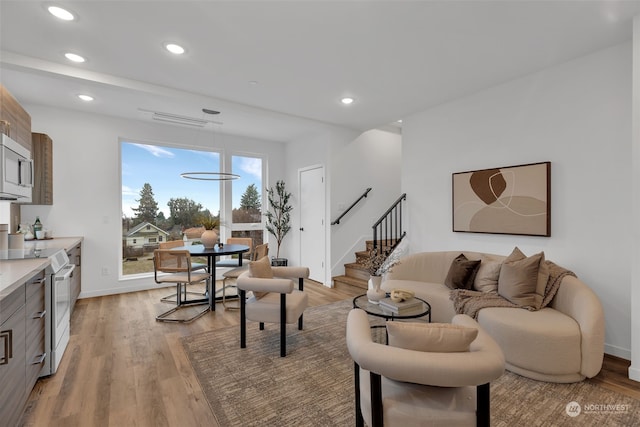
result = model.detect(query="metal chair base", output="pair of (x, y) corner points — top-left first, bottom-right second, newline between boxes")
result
(156, 282), (210, 323)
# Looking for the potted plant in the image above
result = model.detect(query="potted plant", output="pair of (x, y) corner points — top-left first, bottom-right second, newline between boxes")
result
(264, 180), (292, 265)
(363, 248), (401, 304)
(198, 214), (220, 249)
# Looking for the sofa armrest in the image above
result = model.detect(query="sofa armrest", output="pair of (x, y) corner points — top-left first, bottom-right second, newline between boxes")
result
(551, 275), (605, 378)
(237, 272), (295, 294)
(346, 309), (504, 387)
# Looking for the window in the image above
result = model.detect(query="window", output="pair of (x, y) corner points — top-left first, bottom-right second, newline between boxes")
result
(121, 142), (267, 276)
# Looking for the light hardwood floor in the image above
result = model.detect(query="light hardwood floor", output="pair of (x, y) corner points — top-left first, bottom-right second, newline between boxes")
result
(21, 281), (638, 426)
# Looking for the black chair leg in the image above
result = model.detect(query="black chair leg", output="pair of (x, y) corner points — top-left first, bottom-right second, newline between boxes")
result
(370, 372), (383, 427)
(240, 289), (246, 348)
(280, 293), (286, 357)
(354, 362), (364, 427)
(260, 322), (264, 330)
(298, 313), (303, 330)
(477, 383), (490, 427)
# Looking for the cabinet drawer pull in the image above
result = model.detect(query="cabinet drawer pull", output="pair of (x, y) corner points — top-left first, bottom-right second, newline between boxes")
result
(0, 329), (12, 365)
(32, 310), (46, 319)
(32, 353), (46, 365)
(30, 278), (46, 285)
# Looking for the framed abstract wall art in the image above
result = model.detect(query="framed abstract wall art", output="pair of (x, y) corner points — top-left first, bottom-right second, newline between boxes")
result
(452, 162), (551, 236)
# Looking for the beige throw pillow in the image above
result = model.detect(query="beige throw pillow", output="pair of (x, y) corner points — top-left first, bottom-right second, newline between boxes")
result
(498, 247), (545, 309)
(444, 254), (481, 290)
(386, 321), (478, 353)
(473, 255), (502, 293)
(248, 256), (273, 299)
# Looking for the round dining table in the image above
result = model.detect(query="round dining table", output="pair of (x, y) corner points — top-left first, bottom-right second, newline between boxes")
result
(175, 243), (250, 310)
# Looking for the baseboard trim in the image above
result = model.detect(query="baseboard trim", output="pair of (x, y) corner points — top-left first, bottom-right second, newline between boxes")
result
(605, 343), (631, 361)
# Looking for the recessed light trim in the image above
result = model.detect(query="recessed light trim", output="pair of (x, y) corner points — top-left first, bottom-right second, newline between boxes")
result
(48, 5), (75, 21)
(165, 43), (185, 55)
(64, 52), (85, 63)
(78, 94), (94, 102)
(341, 97), (355, 105)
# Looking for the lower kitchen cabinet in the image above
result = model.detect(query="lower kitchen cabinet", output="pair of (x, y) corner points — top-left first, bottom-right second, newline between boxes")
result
(0, 268), (47, 427)
(0, 297), (27, 427)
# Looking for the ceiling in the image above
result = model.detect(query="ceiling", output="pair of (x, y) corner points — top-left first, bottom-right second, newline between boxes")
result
(1, 1), (640, 143)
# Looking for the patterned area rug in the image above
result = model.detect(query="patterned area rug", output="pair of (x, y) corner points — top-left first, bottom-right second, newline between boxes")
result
(182, 299), (640, 427)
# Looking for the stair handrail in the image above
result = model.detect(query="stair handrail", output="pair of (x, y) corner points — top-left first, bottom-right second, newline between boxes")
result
(372, 193), (407, 253)
(331, 187), (372, 225)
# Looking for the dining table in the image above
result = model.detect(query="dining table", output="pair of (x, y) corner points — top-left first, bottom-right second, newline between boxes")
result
(176, 243), (250, 310)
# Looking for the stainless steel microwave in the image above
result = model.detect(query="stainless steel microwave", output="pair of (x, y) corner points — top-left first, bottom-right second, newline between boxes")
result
(0, 133), (33, 201)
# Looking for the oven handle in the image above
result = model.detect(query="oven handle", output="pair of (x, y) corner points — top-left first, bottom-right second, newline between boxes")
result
(55, 264), (76, 281)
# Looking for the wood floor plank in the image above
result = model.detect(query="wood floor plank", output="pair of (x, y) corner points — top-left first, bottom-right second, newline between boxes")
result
(19, 280), (638, 426)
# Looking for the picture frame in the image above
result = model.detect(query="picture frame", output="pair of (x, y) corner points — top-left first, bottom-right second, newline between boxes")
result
(452, 162), (551, 236)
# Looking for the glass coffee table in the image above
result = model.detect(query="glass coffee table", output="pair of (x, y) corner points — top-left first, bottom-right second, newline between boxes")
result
(352, 294), (431, 322)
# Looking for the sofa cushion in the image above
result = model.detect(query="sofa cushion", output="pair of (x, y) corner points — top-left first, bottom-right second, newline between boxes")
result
(498, 248), (545, 309)
(473, 255), (502, 293)
(444, 254), (481, 290)
(386, 321), (478, 353)
(477, 307), (581, 376)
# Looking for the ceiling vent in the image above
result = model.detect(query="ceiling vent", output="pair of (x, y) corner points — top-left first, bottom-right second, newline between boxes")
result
(138, 108), (222, 127)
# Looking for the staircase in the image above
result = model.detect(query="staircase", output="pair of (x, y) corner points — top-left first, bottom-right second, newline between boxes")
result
(333, 240), (396, 291)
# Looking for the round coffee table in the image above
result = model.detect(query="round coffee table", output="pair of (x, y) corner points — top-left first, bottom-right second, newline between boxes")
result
(352, 294), (431, 322)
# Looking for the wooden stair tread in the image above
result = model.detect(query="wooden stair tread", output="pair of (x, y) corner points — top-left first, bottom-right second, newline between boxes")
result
(333, 275), (368, 290)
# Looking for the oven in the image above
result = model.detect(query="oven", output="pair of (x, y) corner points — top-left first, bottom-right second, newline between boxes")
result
(41, 249), (75, 376)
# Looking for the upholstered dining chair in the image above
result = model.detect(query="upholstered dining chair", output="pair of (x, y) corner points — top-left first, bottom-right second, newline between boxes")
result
(220, 243), (269, 310)
(158, 240), (207, 304)
(346, 309), (505, 427)
(236, 257), (309, 357)
(215, 237), (253, 267)
(153, 249), (211, 323)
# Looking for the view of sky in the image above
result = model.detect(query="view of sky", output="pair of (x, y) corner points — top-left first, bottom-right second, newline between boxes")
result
(121, 142), (262, 219)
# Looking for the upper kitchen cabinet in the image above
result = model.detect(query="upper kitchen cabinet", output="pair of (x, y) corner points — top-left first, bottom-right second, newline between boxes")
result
(31, 133), (53, 205)
(0, 85), (31, 151)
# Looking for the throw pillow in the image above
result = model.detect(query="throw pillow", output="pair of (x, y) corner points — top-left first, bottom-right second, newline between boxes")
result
(249, 255), (274, 278)
(473, 255), (502, 293)
(386, 321), (478, 353)
(444, 254), (481, 290)
(248, 256), (273, 299)
(498, 248), (545, 309)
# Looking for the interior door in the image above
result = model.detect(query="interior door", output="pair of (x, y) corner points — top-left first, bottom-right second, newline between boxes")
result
(299, 165), (325, 283)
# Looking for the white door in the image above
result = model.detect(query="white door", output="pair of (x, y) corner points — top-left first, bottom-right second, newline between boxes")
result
(299, 166), (325, 283)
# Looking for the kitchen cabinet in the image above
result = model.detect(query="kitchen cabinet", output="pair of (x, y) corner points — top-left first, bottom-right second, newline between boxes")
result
(0, 84), (32, 151)
(0, 268), (46, 427)
(25, 270), (46, 393)
(67, 243), (82, 312)
(0, 285), (27, 427)
(30, 133), (53, 205)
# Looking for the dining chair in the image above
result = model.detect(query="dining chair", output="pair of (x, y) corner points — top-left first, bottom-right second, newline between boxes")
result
(158, 240), (207, 304)
(215, 237), (253, 267)
(153, 249), (211, 323)
(220, 243), (269, 310)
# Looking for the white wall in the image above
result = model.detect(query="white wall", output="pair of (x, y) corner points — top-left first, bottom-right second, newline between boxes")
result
(284, 126), (359, 284)
(21, 105), (286, 297)
(630, 16), (640, 381)
(402, 42), (633, 359)
(330, 129), (402, 277)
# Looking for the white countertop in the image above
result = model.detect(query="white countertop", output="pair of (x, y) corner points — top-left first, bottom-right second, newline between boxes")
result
(0, 236), (83, 301)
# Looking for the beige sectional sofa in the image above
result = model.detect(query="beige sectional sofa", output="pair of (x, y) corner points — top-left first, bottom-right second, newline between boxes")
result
(382, 250), (605, 383)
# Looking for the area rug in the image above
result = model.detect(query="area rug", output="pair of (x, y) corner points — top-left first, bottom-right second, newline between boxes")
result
(182, 299), (640, 427)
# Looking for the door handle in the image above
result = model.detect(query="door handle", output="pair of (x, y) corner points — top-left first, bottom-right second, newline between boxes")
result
(0, 330), (12, 365)
(299, 227), (304, 231)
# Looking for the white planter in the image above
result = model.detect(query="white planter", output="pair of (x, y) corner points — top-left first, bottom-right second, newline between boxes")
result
(201, 229), (218, 249)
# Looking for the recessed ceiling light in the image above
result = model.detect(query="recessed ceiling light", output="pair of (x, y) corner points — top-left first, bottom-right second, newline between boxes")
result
(165, 43), (185, 55)
(64, 52), (85, 63)
(78, 94), (94, 102)
(48, 6), (75, 21)
(397, 119), (403, 123)
(341, 97), (355, 105)
(249, 80), (258, 86)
